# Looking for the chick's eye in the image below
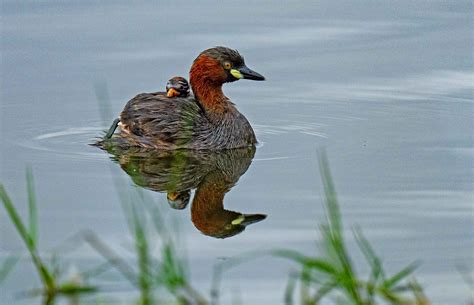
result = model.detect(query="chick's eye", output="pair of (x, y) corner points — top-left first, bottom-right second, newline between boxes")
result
(224, 62), (232, 70)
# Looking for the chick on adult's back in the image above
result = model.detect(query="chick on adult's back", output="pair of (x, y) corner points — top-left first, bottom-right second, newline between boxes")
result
(112, 47), (265, 150)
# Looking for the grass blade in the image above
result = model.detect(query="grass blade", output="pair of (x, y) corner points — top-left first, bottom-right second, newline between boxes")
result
(284, 271), (297, 305)
(130, 204), (152, 304)
(384, 262), (420, 289)
(26, 167), (38, 248)
(83, 231), (137, 286)
(317, 150), (342, 238)
(273, 249), (338, 276)
(0, 184), (33, 249)
(0, 255), (20, 284)
(0, 184), (54, 288)
(317, 151), (363, 304)
(160, 243), (189, 292)
(313, 280), (338, 303)
(353, 226), (384, 301)
(353, 227), (384, 280)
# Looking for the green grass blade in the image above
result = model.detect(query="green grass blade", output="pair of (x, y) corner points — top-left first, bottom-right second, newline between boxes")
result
(83, 231), (137, 286)
(317, 151), (363, 304)
(317, 150), (342, 238)
(130, 204), (152, 303)
(375, 286), (406, 303)
(0, 255), (20, 284)
(300, 267), (312, 305)
(80, 261), (113, 280)
(0, 184), (55, 289)
(273, 249), (338, 276)
(26, 167), (38, 248)
(353, 226), (385, 301)
(0, 184), (33, 248)
(409, 279), (429, 304)
(313, 280), (338, 303)
(56, 283), (98, 295)
(353, 227), (384, 280)
(156, 240), (188, 294)
(384, 261), (420, 289)
(284, 271), (297, 305)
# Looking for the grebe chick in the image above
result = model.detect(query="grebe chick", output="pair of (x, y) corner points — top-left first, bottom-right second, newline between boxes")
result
(166, 76), (190, 98)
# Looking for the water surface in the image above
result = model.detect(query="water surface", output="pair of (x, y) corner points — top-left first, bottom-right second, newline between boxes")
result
(1, 1), (472, 304)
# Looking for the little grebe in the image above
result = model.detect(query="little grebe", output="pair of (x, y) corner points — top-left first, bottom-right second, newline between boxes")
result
(103, 46), (265, 150)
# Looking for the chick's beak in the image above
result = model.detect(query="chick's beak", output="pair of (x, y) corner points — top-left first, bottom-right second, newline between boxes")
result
(167, 192), (179, 201)
(167, 88), (179, 97)
(231, 65), (265, 81)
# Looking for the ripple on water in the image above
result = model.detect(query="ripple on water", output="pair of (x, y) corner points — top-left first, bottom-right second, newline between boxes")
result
(16, 125), (108, 161)
(253, 121), (328, 162)
(15, 118), (328, 163)
(254, 122), (328, 138)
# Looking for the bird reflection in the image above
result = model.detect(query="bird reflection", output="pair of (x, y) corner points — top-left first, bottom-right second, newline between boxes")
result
(101, 142), (266, 238)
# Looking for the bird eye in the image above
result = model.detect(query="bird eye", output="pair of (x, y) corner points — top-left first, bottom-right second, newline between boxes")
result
(223, 62), (232, 70)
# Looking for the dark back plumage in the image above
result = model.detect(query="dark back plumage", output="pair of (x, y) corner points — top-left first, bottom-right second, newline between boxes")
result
(115, 92), (256, 150)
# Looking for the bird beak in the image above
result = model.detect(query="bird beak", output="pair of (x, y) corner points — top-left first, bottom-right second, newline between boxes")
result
(167, 88), (179, 97)
(231, 65), (265, 81)
(167, 192), (179, 201)
(231, 213), (267, 226)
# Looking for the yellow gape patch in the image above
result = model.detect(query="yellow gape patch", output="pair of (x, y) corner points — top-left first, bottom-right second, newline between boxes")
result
(230, 69), (243, 79)
(231, 215), (245, 225)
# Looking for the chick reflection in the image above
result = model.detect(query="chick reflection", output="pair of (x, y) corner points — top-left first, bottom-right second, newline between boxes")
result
(167, 191), (191, 210)
(104, 145), (266, 238)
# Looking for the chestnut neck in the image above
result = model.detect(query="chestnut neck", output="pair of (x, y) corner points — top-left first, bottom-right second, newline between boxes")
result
(191, 171), (237, 235)
(189, 55), (230, 116)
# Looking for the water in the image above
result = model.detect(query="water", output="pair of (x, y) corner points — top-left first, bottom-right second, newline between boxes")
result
(1, 1), (472, 304)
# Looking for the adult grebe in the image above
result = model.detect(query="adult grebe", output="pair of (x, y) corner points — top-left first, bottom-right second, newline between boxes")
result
(101, 46), (264, 150)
